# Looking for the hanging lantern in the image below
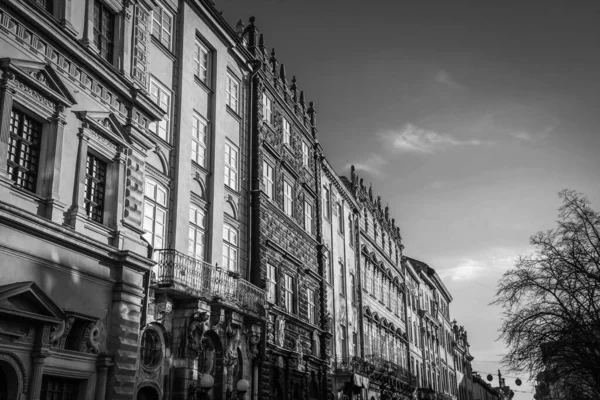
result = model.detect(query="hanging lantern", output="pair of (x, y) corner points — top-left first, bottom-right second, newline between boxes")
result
(515, 378), (522, 386)
(487, 374), (493, 382)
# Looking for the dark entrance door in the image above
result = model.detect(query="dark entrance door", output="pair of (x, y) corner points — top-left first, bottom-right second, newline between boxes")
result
(0, 360), (18, 400)
(137, 386), (159, 400)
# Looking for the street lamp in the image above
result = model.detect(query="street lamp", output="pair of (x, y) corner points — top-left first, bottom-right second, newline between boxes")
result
(236, 379), (250, 394)
(199, 374), (215, 393)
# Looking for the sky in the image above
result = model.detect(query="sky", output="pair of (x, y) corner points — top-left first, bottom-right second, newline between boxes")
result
(219, 1), (600, 398)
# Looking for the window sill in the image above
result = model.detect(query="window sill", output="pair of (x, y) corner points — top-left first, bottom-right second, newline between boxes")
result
(194, 75), (212, 94)
(151, 35), (176, 62)
(226, 105), (241, 121)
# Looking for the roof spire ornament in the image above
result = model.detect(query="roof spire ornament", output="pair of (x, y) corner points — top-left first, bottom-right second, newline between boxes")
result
(258, 34), (266, 57)
(279, 63), (287, 83)
(290, 76), (298, 103)
(270, 48), (278, 75)
(368, 183), (373, 202)
(385, 204), (390, 221)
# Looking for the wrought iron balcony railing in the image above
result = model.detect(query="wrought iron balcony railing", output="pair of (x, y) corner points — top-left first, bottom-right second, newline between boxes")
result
(153, 249), (266, 314)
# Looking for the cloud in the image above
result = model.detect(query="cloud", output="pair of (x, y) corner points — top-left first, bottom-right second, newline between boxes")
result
(378, 124), (486, 154)
(434, 70), (466, 90)
(509, 125), (555, 141)
(437, 248), (522, 282)
(344, 153), (387, 177)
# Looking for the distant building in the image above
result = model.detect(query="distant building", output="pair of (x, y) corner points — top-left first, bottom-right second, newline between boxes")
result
(472, 374), (501, 400)
(343, 166), (416, 400)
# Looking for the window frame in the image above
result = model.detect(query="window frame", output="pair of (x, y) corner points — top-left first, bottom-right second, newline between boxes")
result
(283, 118), (291, 146)
(188, 203), (206, 261)
(191, 112), (208, 167)
(262, 92), (272, 124)
(283, 180), (293, 217)
(143, 178), (168, 251)
(222, 223), (239, 272)
(224, 141), (239, 190)
(83, 151), (107, 223)
(339, 260), (346, 297)
(338, 202), (344, 234)
(226, 73), (240, 113)
(149, 77), (172, 142)
(304, 200), (313, 234)
(283, 272), (295, 314)
(7, 107), (42, 192)
(301, 141), (310, 168)
(306, 287), (317, 324)
(262, 161), (274, 199)
(152, 3), (173, 50)
(267, 264), (278, 303)
(323, 186), (331, 220)
(194, 38), (210, 85)
(93, 0), (116, 63)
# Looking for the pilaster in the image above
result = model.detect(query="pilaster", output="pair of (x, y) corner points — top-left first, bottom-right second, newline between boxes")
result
(65, 129), (90, 229)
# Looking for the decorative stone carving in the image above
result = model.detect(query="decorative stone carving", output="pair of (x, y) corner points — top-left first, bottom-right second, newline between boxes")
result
(247, 333), (260, 360)
(80, 321), (100, 354)
(274, 315), (285, 347)
(187, 312), (209, 359)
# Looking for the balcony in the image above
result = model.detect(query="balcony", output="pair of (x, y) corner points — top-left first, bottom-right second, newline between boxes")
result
(152, 249), (266, 314)
(363, 355), (417, 388)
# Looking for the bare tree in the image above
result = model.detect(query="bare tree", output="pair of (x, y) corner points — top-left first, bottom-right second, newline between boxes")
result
(493, 190), (600, 400)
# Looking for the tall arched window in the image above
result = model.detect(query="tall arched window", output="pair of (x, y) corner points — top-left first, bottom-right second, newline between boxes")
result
(222, 223), (238, 271)
(188, 204), (206, 260)
(144, 179), (168, 251)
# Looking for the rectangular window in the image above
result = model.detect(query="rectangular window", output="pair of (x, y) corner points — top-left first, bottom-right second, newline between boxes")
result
(224, 143), (238, 190)
(340, 325), (348, 358)
(262, 93), (272, 124)
(262, 161), (274, 199)
(194, 39), (209, 84)
(144, 179), (168, 250)
(283, 273), (294, 313)
(339, 261), (346, 296)
(323, 186), (331, 220)
(149, 79), (171, 141)
(226, 73), (239, 112)
(307, 288), (316, 324)
(7, 109), (41, 191)
(350, 272), (356, 303)
(267, 264), (277, 303)
(152, 4), (173, 49)
(348, 216), (354, 247)
(188, 205), (205, 261)
(191, 113), (207, 167)
(283, 181), (293, 217)
(222, 224), (238, 272)
(325, 255), (332, 284)
(41, 375), (80, 400)
(304, 201), (313, 233)
(301, 141), (309, 168)
(93, 0), (115, 62)
(352, 332), (358, 357)
(338, 203), (344, 233)
(283, 118), (291, 145)
(84, 153), (107, 223)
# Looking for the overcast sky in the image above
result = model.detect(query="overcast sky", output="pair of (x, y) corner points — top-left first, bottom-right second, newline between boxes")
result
(220, 0), (600, 397)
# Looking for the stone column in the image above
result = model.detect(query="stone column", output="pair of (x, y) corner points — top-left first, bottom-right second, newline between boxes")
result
(29, 352), (48, 400)
(0, 69), (15, 179)
(39, 106), (67, 222)
(65, 128), (89, 229)
(96, 355), (114, 400)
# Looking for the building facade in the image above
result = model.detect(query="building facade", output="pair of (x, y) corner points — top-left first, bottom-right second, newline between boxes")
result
(241, 17), (330, 400)
(0, 1), (265, 400)
(320, 159), (362, 399)
(342, 166), (416, 400)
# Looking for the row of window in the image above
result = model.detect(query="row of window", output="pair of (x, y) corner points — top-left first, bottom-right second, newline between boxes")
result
(261, 93), (311, 169)
(322, 186), (355, 247)
(262, 161), (314, 234)
(8, 106), (240, 271)
(363, 320), (407, 368)
(362, 257), (405, 317)
(266, 264), (318, 325)
(363, 210), (399, 261)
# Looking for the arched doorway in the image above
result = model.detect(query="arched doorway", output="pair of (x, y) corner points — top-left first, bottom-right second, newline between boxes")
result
(136, 386), (159, 400)
(0, 360), (19, 400)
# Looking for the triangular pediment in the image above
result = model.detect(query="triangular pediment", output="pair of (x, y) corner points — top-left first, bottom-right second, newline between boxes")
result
(75, 111), (131, 148)
(0, 58), (77, 106)
(0, 281), (66, 324)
